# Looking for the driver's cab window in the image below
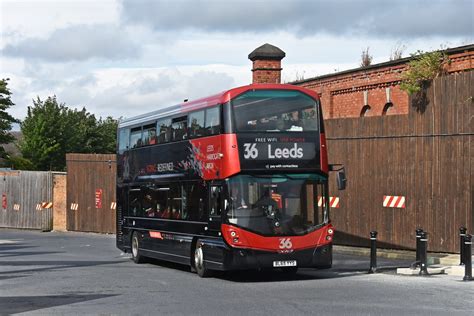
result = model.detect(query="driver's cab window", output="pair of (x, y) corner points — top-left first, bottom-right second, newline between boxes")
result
(209, 186), (222, 217)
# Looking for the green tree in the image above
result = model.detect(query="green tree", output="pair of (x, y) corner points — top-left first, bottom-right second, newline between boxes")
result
(5, 156), (34, 170)
(20, 96), (67, 170)
(19, 96), (117, 171)
(0, 78), (20, 161)
(96, 117), (119, 153)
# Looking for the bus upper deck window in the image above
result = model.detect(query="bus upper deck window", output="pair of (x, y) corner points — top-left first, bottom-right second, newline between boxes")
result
(157, 118), (171, 143)
(188, 110), (205, 138)
(205, 106), (220, 135)
(130, 127), (142, 148)
(171, 116), (188, 141)
(118, 128), (130, 153)
(142, 123), (157, 145)
(232, 90), (318, 132)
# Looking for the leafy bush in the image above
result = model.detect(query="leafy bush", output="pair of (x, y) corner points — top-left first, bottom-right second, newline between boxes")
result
(400, 50), (450, 95)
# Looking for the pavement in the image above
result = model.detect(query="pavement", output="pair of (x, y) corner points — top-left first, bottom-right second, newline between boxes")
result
(334, 244), (473, 276)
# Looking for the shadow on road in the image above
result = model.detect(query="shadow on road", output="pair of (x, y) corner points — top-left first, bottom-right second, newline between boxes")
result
(0, 251), (64, 259)
(0, 245), (37, 251)
(141, 257), (403, 282)
(0, 260), (126, 276)
(0, 294), (117, 315)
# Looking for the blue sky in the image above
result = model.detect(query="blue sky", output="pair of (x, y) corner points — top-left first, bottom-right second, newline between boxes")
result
(1, 0), (472, 123)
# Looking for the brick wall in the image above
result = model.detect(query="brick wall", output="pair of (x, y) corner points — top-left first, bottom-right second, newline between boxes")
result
(294, 45), (474, 119)
(53, 174), (67, 231)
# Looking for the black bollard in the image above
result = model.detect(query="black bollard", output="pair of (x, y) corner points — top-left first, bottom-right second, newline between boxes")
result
(415, 228), (424, 268)
(368, 231), (377, 274)
(419, 231), (429, 276)
(463, 234), (472, 281)
(459, 227), (467, 266)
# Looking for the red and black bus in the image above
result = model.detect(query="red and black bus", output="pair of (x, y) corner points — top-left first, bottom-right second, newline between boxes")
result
(116, 84), (346, 277)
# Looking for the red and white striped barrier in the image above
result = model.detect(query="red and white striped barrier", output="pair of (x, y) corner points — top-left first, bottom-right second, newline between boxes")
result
(70, 203), (79, 211)
(383, 195), (406, 208)
(318, 196), (340, 208)
(110, 202), (116, 210)
(41, 202), (53, 209)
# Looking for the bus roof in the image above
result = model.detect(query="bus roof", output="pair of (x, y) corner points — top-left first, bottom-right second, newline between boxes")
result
(118, 83), (320, 128)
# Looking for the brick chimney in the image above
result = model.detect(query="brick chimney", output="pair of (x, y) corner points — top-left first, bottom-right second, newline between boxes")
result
(249, 43), (286, 84)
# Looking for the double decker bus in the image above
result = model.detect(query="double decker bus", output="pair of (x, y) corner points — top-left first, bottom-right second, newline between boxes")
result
(116, 84), (346, 277)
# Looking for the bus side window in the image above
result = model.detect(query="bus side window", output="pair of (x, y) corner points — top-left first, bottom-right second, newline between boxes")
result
(188, 110), (205, 138)
(205, 106), (220, 135)
(142, 123), (157, 145)
(167, 183), (184, 220)
(210, 186), (222, 216)
(157, 118), (171, 144)
(313, 183), (327, 224)
(129, 187), (141, 217)
(171, 116), (188, 141)
(118, 128), (130, 154)
(187, 182), (206, 221)
(130, 127), (142, 148)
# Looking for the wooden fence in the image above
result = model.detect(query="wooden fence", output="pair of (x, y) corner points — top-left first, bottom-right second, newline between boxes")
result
(325, 71), (473, 253)
(66, 154), (116, 233)
(0, 171), (63, 231)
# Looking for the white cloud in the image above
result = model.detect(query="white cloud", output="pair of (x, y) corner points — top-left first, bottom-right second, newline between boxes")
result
(87, 66), (247, 119)
(0, 0), (120, 47)
(5, 65), (248, 121)
(2, 24), (141, 61)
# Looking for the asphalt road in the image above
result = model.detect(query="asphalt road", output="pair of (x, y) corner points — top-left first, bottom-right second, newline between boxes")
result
(0, 229), (472, 315)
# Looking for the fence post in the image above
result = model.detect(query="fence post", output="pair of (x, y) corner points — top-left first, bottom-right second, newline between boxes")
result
(463, 234), (472, 281)
(368, 231), (377, 274)
(419, 231), (429, 276)
(459, 227), (467, 266)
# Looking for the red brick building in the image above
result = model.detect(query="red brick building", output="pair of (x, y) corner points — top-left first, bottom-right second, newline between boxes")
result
(249, 43), (474, 119)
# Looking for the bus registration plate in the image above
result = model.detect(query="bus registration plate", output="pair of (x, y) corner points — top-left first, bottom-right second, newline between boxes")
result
(273, 260), (297, 267)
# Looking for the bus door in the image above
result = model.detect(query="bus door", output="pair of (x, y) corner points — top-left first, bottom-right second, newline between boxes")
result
(208, 184), (223, 234)
(116, 185), (127, 250)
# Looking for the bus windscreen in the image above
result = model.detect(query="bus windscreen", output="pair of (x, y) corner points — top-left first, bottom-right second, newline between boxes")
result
(226, 174), (328, 236)
(232, 90), (319, 132)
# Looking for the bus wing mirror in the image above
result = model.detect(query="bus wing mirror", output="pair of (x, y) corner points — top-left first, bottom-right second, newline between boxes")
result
(336, 169), (347, 190)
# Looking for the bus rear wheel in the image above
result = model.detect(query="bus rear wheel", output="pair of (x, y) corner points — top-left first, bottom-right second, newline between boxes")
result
(194, 241), (212, 278)
(131, 231), (145, 264)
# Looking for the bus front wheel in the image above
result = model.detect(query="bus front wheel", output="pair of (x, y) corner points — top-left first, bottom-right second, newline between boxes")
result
(131, 231), (145, 264)
(194, 240), (212, 278)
